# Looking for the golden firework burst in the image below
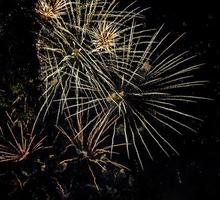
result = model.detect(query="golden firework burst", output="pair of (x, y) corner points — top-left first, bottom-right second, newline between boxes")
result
(0, 112), (46, 162)
(35, 0), (67, 19)
(92, 20), (120, 52)
(57, 105), (128, 190)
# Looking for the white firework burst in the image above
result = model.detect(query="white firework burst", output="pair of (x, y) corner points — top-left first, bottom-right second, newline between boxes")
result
(57, 105), (128, 190)
(36, 0), (149, 122)
(64, 26), (209, 169)
(35, 0), (69, 19)
(35, 0), (209, 169)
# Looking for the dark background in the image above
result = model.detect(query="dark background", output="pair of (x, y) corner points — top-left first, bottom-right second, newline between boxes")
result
(130, 1), (220, 199)
(0, 0), (220, 199)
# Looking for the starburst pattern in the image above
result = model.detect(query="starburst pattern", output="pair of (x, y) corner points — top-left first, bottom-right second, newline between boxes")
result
(36, 0), (68, 19)
(0, 112), (46, 162)
(36, 0), (148, 122)
(64, 26), (209, 169)
(91, 20), (120, 52)
(36, 0), (209, 169)
(57, 105), (128, 190)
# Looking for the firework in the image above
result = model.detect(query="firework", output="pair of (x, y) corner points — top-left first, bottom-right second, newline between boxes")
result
(36, 0), (209, 169)
(35, 0), (68, 19)
(57, 105), (128, 190)
(36, 0), (148, 122)
(0, 111), (46, 162)
(64, 26), (209, 169)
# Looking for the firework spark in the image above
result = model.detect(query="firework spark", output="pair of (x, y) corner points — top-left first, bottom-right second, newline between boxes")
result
(57, 105), (128, 190)
(0, 112), (46, 162)
(36, 0), (148, 122)
(64, 26), (209, 169)
(36, 0), (68, 19)
(36, 0), (209, 169)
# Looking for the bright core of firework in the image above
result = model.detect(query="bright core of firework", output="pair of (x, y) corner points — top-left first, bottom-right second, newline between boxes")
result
(92, 21), (120, 52)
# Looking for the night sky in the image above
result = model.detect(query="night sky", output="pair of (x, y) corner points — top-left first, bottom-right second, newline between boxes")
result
(0, 0), (220, 199)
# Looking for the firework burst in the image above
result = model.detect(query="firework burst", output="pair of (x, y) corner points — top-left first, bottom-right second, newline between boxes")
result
(36, 0), (209, 169)
(57, 105), (128, 190)
(36, 0), (148, 122)
(36, 0), (68, 19)
(0, 112), (46, 162)
(64, 26), (209, 169)
(91, 19), (120, 53)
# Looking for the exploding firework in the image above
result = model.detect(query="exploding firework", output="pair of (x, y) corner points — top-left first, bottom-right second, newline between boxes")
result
(57, 105), (128, 190)
(35, 0), (209, 169)
(36, 0), (148, 122)
(0, 111), (46, 162)
(64, 26), (209, 169)
(35, 0), (68, 19)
